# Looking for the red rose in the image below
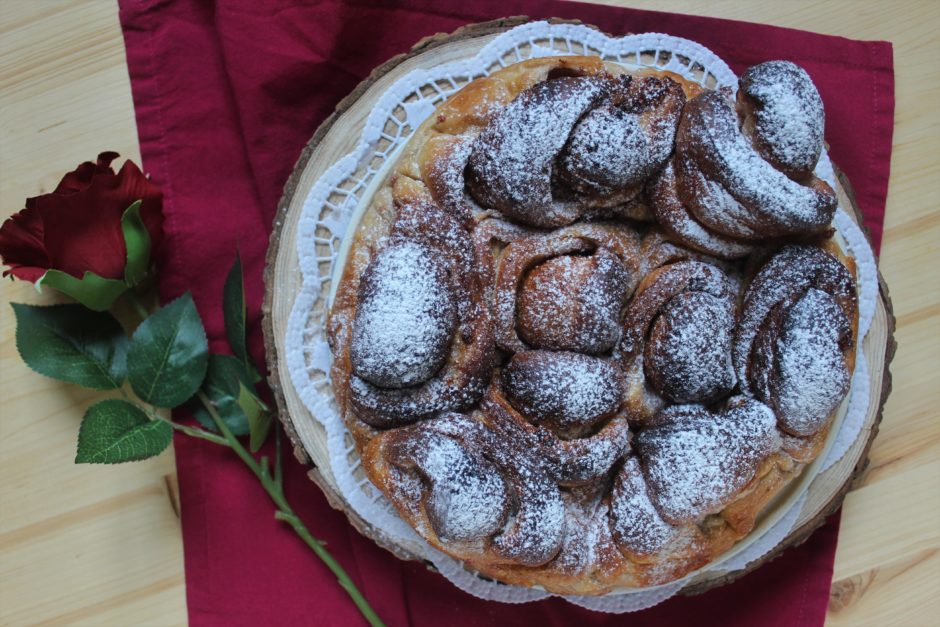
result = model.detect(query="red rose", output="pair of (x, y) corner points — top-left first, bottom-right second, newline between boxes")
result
(0, 152), (163, 283)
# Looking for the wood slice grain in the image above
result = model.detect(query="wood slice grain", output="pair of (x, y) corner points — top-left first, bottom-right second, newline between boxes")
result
(262, 17), (896, 595)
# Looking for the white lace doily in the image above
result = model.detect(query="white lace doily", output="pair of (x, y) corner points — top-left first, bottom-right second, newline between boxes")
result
(283, 22), (879, 612)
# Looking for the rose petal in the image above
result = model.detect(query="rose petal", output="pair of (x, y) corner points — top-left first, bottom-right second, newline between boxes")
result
(39, 158), (163, 280)
(54, 151), (119, 195)
(113, 160), (164, 257)
(1, 153), (163, 284)
(0, 204), (49, 282)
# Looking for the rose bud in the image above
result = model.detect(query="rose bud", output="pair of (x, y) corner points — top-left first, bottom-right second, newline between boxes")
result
(0, 152), (163, 309)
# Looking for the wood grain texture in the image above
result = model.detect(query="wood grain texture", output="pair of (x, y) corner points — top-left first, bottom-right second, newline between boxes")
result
(1, 1), (937, 625)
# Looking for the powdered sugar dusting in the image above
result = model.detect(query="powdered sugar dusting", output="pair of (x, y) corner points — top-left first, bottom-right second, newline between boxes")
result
(735, 245), (857, 399)
(490, 449), (566, 566)
(553, 489), (620, 576)
(773, 289), (851, 436)
(620, 260), (737, 408)
(739, 61), (824, 176)
(648, 162), (755, 259)
(558, 75), (684, 196)
(675, 154), (763, 240)
(610, 457), (677, 555)
(516, 250), (629, 354)
(391, 198), (477, 321)
(423, 136), (475, 222)
(350, 241), (456, 387)
(635, 398), (780, 524)
(503, 351), (623, 433)
(483, 396), (569, 566)
(550, 416), (632, 485)
(384, 414), (510, 543)
(418, 432), (510, 542)
(467, 76), (607, 227)
(560, 104), (650, 193)
(680, 91), (836, 235)
(645, 290), (736, 403)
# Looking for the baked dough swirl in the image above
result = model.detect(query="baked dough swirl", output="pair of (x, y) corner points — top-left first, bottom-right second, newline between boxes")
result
(735, 244), (858, 458)
(649, 61), (837, 258)
(618, 259), (739, 424)
(466, 72), (686, 227)
(493, 222), (642, 354)
(334, 193), (495, 429)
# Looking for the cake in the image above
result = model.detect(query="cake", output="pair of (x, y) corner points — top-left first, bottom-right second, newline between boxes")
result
(326, 56), (859, 595)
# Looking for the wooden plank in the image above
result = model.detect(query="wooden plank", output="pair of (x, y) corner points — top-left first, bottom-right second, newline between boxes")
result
(0, 2), (184, 625)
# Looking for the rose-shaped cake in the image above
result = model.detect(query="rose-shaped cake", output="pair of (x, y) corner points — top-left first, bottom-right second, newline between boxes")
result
(326, 56), (859, 595)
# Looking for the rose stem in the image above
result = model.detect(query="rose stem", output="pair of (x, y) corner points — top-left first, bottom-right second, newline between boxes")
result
(122, 290), (151, 321)
(197, 391), (385, 627)
(117, 388), (229, 446)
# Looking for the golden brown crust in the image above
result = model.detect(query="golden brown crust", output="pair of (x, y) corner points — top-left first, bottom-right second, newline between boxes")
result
(327, 56), (860, 595)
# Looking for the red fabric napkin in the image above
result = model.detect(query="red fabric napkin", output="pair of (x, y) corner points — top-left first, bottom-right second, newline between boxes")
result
(117, 1), (893, 625)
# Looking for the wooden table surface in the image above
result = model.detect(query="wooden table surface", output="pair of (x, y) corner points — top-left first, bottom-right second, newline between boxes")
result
(1, 1), (937, 625)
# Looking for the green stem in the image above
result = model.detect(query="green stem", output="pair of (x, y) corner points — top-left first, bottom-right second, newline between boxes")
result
(119, 388), (229, 447)
(197, 392), (385, 627)
(167, 419), (229, 446)
(123, 290), (151, 322)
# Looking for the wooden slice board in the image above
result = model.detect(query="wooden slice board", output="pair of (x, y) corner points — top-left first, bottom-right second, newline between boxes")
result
(262, 17), (896, 595)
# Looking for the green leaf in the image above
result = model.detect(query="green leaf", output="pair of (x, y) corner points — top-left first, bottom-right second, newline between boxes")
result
(12, 303), (128, 390)
(121, 200), (151, 286)
(193, 354), (253, 435)
(76, 399), (172, 464)
(239, 381), (271, 452)
(127, 292), (208, 408)
(37, 269), (127, 311)
(223, 253), (260, 383)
